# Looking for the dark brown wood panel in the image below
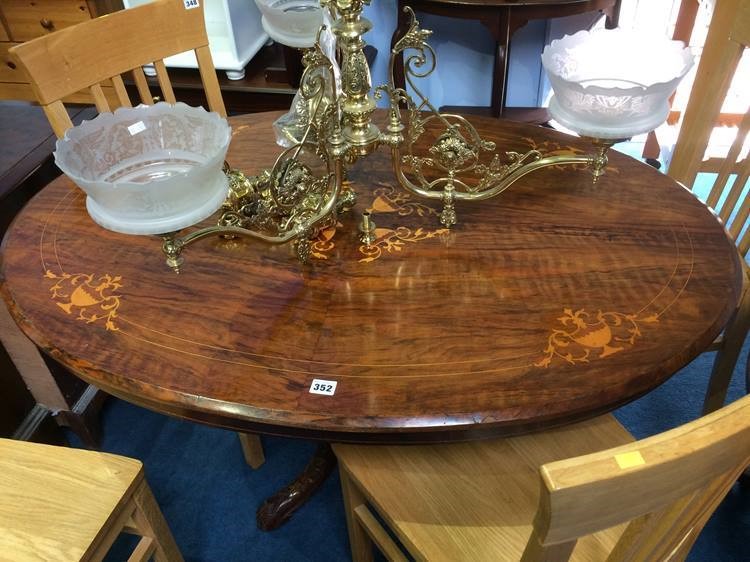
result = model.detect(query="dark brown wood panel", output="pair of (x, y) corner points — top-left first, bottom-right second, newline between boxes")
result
(0, 111), (741, 443)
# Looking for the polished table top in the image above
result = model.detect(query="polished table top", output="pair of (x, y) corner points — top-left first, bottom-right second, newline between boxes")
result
(0, 111), (741, 443)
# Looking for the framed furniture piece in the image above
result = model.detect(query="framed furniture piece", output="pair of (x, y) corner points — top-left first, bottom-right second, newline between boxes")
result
(390, 0), (622, 120)
(9, 0), (270, 463)
(0, 100), (101, 445)
(0, 0), (296, 113)
(0, 0), (122, 104)
(1, 110), (741, 529)
(122, 0), (268, 80)
(334, 393), (750, 561)
(667, 0), (750, 414)
(0, 438), (183, 561)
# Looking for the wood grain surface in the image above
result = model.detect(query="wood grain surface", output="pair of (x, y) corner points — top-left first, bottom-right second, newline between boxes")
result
(0, 111), (741, 443)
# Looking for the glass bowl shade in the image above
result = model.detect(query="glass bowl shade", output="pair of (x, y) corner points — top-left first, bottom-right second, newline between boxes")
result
(254, 0), (323, 49)
(54, 102), (231, 235)
(541, 29), (694, 139)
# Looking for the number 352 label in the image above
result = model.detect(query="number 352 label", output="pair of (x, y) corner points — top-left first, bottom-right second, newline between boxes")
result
(309, 379), (337, 396)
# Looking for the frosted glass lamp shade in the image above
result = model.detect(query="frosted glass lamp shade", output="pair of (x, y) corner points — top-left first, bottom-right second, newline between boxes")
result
(54, 103), (231, 235)
(541, 29), (694, 139)
(254, 0), (323, 48)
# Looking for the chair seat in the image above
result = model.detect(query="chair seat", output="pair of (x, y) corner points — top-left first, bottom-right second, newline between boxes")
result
(334, 414), (634, 561)
(0, 439), (143, 561)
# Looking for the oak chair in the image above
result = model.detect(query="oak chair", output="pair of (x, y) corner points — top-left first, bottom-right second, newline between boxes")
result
(0, 438), (183, 561)
(7, 0), (264, 468)
(335, 393), (750, 561)
(668, 0), (750, 414)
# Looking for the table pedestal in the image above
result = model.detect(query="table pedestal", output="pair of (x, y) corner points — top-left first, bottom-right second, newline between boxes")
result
(256, 443), (337, 531)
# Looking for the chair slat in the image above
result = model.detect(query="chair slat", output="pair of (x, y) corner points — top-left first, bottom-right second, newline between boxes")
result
(708, 131), (747, 212)
(195, 45), (226, 117)
(89, 82), (111, 113)
(132, 67), (153, 105)
(154, 60), (176, 104)
(111, 74), (132, 109)
(42, 101), (75, 139)
(729, 182), (750, 242)
(127, 536), (156, 562)
(354, 505), (408, 562)
(715, 113), (750, 220)
(519, 526), (575, 562)
(738, 206), (750, 255)
(717, 175), (744, 224)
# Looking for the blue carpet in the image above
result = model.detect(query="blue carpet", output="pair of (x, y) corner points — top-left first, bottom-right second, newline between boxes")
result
(89, 340), (750, 561)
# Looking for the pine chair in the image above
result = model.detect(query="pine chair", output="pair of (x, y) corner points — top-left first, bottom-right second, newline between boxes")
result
(8, 0), (225, 137)
(334, 394), (750, 562)
(7, 0), (264, 468)
(0, 438), (183, 561)
(667, 0), (750, 414)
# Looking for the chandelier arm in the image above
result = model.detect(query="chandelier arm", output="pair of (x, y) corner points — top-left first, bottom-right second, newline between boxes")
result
(392, 146), (595, 202)
(161, 158), (345, 272)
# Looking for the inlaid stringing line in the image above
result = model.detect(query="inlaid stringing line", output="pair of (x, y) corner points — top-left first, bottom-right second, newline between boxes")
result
(39, 187), (79, 274)
(118, 315), (542, 369)
(635, 227), (682, 316)
(655, 224), (696, 317)
(118, 326), (536, 378)
(51, 191), (85, 275)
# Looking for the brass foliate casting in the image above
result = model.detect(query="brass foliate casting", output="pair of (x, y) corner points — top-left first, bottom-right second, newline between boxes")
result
(162, 3), (615, 270)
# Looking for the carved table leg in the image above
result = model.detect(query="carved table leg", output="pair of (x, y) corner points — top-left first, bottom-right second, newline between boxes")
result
(256, 442), (337, 531)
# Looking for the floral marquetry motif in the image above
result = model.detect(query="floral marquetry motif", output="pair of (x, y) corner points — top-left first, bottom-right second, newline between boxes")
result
(45, 270), (121, 331)
(358, 226), (449, 263)
(309, 183), (445, 262)
(536, 309), (659, 368)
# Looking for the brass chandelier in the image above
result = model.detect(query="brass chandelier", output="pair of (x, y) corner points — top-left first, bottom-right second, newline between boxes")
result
(160, 0), (683, 271)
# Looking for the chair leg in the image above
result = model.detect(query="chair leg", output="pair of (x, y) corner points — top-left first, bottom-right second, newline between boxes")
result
(339, 466), (375, 562)
(130, 478), (184, 562)
(237, 432), (265, 469)
(703, 285), (750, 414)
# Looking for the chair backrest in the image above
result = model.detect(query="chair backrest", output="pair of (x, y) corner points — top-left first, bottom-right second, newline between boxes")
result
(668, 0), (750, 256)
(8, 0), (226, 139)
(521, 394), (750, 562)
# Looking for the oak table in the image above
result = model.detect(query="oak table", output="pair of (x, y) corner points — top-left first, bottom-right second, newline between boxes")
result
(0, 111), (741, 529)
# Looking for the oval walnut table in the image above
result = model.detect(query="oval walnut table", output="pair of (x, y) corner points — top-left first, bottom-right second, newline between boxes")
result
(0, 111), (742, 530)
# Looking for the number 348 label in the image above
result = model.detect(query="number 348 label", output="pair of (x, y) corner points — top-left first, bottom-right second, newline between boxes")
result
(184, 0), (199, 9)
(309, 379), (337, 396)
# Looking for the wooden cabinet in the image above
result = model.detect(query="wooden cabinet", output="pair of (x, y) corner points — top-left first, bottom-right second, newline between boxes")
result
(2, 0), (93, 41)
(0, 0), (118, 102)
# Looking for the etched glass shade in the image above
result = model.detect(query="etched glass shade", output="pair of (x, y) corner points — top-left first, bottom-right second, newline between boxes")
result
(54, 102), (231, 235)
(541, 29), (694, 139)
(254, 0), (323, 48)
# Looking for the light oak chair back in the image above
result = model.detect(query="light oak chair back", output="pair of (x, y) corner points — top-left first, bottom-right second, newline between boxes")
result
(668, 0), (750, 415)
(669, 0), (750, 255)
(8, 0), (226, 139)
(0, 437), (184, 561)
(522, 395), (750, 561)
(334, 395), (750, 562)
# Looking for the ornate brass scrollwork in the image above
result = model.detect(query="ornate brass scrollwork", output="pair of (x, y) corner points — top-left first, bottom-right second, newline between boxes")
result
(162, 3), (615, 270)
